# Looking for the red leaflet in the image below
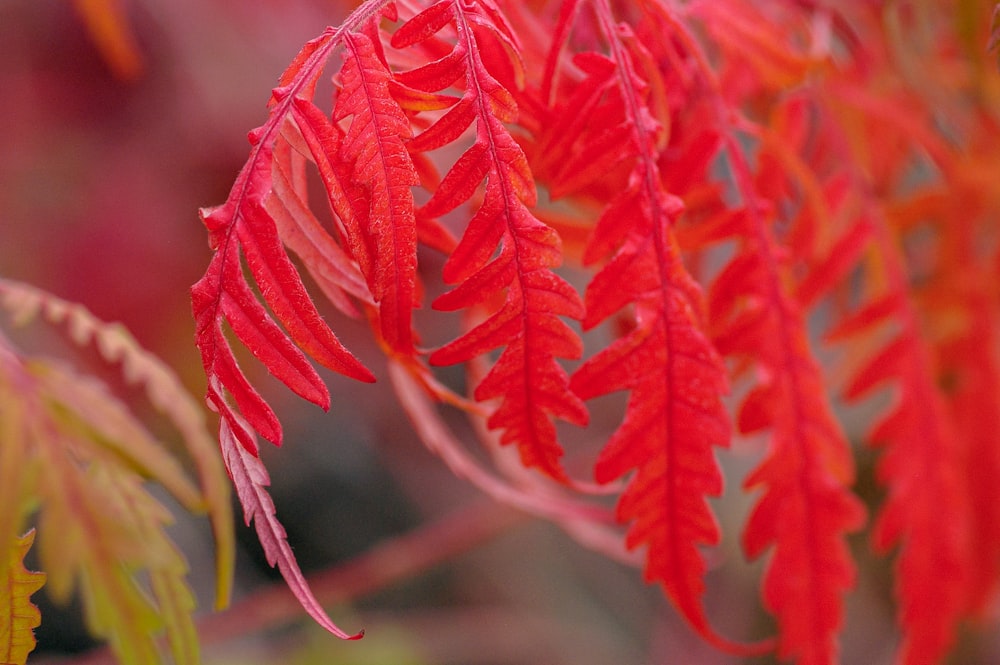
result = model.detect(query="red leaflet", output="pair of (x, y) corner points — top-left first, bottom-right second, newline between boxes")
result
(566, 1), (754, 652)
(334, 31), (421, 353)
(571, 212), (736, 649)
(396, 0), (588, 480)
(183, 1), (1000, 661)
(191, 8), (390, 641)
(193, 29), (376, 453)
(708, 155), (866, 664)
(834, 224), (971, 665)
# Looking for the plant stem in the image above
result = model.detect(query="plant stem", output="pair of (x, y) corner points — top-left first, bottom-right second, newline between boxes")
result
(41, 499), (526, 664)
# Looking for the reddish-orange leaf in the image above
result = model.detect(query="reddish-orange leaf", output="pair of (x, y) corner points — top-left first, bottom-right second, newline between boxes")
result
(835, 226), (972, 665)
(706, 137), (865, 663)
(71, 0), (143, 80)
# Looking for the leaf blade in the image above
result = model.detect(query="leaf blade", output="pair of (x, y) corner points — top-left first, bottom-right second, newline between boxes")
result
(0, 530), (45, 665)
(220, 418), (363, 641)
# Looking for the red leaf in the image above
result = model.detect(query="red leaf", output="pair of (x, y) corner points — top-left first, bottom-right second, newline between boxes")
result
(335, 31), (421, 353)
(192, 7), (392, 641)
(833, 227), (972, 665)
(705, 145), (865, 662)
(570, 185), (738, 650)
(193, 27), (375, 450)
(568, 3), (762, 653)
(398, 0), (587, 481)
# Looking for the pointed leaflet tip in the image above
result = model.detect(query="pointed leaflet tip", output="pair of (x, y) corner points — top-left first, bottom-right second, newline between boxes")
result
(220, 420), (363, 640)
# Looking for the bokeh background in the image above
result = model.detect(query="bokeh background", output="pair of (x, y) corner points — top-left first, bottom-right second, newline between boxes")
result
(2, 2), (999, 664)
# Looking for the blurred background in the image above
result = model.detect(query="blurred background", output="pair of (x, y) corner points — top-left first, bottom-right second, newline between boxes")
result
(2, 2), (999, 664)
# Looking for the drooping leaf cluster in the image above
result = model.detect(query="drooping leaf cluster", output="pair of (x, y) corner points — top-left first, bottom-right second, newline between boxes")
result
(192, 1), (1000, 663)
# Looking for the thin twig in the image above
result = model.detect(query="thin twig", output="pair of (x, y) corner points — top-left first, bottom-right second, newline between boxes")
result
(40, 499), (526, 665)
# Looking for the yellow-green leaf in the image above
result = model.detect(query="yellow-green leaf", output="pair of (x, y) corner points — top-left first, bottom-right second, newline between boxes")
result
(0, 530), (46, 665)
(0, 278), (234, 608)
(0, 279), (236, 663)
